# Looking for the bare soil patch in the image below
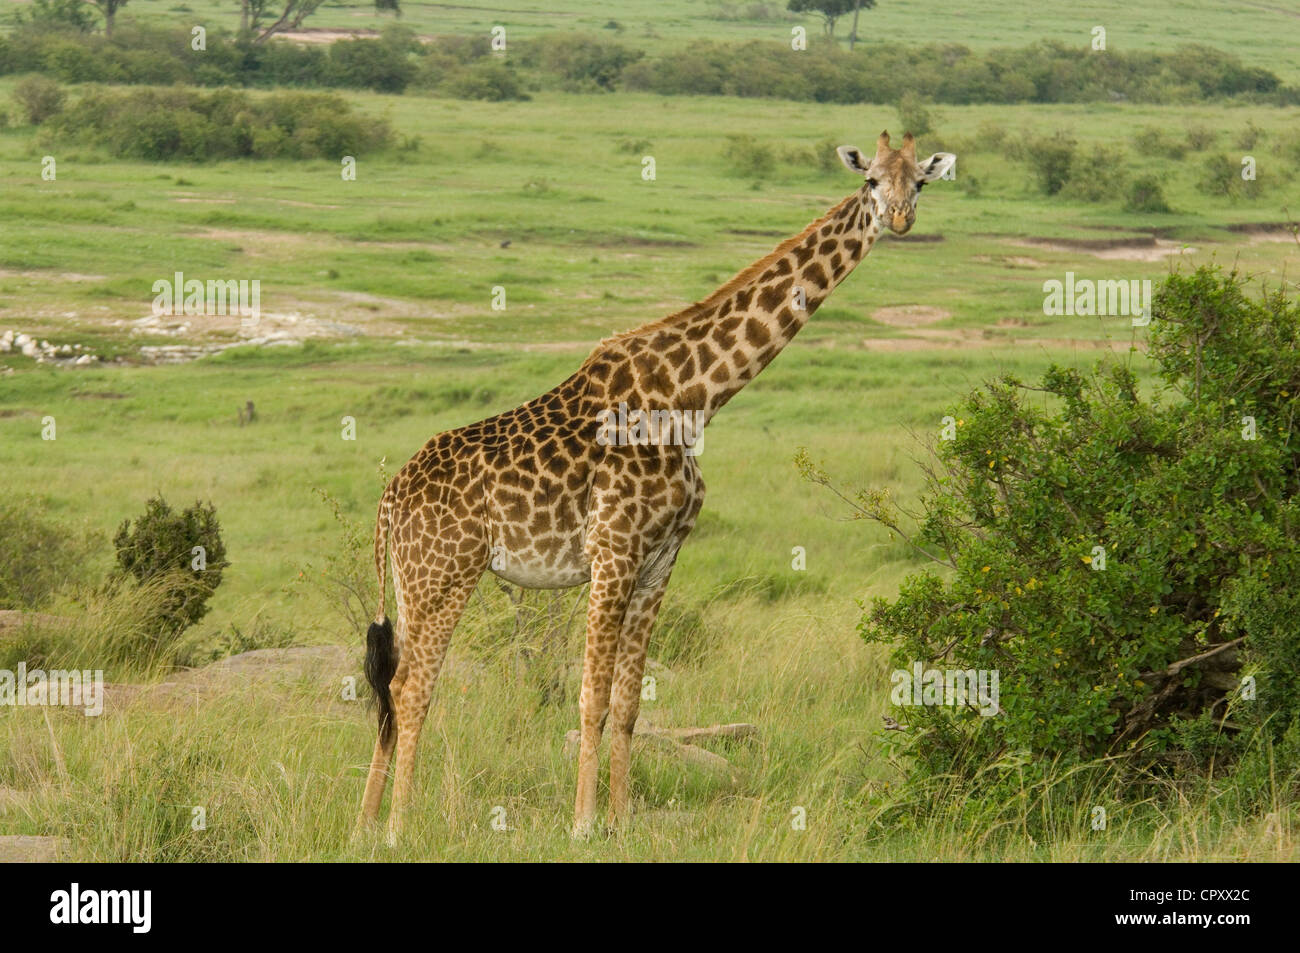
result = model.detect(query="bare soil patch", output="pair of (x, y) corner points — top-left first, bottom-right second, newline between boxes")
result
(872, 305), (952, 327)
(1224, 223), (1298, 245)
(1011, 236), (1197, 262)
(972, 254), (1048, 268)
(0, 835), (68, 863)
(0, 610), (67, 638)
(0, 269), (105, 282)
(884, 232), (945, 243)
(99, 646), (482, 715)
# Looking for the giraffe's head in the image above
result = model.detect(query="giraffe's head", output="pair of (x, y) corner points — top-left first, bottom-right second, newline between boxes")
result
(836, 131), (956, 235)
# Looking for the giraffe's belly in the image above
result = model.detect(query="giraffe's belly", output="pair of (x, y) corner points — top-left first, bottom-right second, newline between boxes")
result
(488, 552), (591, 590)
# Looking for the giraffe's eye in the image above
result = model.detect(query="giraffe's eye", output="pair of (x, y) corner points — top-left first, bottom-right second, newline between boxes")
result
(866, 178), (878, 189)
(916, 180), (926, 192)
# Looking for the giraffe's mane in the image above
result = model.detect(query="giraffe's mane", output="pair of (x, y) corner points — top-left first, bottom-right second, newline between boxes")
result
(601, 191), (860, 347)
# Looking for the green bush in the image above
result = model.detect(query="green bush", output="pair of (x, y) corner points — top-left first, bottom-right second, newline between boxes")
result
(721, 133), (776, 179)
(1134, 125), (1187, 159)
(526, 33), (643, 92)
(443, 59), (529, 101)
(0, 499), (99, 609)
(326, 37), (416, 93)
(1235, 120), (1264, 150)
(813, 137), (841, 175)
(1197, 152), (1262, 199)
(895, 91), (936, 137)
(50, 87), (392, 160)
(1124, 174), (1173, 213)
(1062, 144), (1126, 202)
(113, 496), (229, 637)
(15, 0), (96, 32)
(12, 74), (66, 124)
(1184, 125), (1217, 151)
(1021, 131), (1076, 195)
(802, 267), (1300, 788)
(1, 25), (1296, 107)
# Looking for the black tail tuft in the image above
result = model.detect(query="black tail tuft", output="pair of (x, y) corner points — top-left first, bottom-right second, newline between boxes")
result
(365, 617), (397, 746)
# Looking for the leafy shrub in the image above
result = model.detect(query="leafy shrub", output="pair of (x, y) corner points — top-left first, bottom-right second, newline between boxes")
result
(2, 25), (1296, 107)
(0, 572), (199, 674)
(1235, 120), (1264, 150)
(1134, 125), (1187, 159)
(527, 33), (643, 92)
(188, 617), (300, 666)
(813, 137), (841, 174)
(0, 498), (99, 609)
(722, 133), (776, 179)
(16, 0), (95, 31)
(12, 74), (66, 124)
(326, 37), (417, 93)
(113, 496), (229, 636)
(1062, 144), (1126, 202)
(442, 59), (529, 101)
(51, 87), (392, 160)
(970, 122), (1009, 153)
(1124, 174), (1172, 213)
(616, 137), (652, 154)
(1184, 125), (1217, 151)
(620, 38), (1299, 106)
(1197, 153), (1261, 199)
(895, 91), (936, 137)
(294, 487), (377, 635)
(1021, 131), (1076, 195)
(802, 267), (1300, 787)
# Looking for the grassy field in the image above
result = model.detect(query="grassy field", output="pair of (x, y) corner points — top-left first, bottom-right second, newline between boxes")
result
(1, 4), (1299, 861)
(102, 0), (1300, 82)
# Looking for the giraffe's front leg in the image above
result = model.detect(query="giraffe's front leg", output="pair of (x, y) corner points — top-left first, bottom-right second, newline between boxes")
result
(607, 579), (671, 827)
(573, 557), (637, 839)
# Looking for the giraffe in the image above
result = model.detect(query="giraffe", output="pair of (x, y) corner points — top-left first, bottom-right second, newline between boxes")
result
(357, 130), (956, 841)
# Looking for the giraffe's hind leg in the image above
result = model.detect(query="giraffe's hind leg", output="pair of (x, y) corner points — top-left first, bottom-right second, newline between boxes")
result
(357, 655), (409, 827)
(386, 576), (479, 844)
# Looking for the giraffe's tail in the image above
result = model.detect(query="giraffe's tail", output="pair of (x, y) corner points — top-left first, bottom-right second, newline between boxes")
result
(365, 484), (398, 747)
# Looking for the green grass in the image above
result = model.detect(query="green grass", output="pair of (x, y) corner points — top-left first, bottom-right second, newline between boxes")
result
(1, 8), (1299, 860)
(82, 0), (1300, 83)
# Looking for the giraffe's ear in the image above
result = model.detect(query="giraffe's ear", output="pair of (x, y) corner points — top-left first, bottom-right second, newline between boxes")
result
(918, 152), (957, 182)
(836, 145), (870, 175)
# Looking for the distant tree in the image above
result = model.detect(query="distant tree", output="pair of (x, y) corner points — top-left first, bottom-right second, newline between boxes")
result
(846, 0), (874, 50)
(787, 0), (874, 42)
(82, 0), (128, 38)
(17, 0), (96, 32)
(240, 0), (325, 43)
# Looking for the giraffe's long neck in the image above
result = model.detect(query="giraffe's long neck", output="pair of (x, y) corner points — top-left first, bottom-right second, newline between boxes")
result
(614, 187), (882, 429)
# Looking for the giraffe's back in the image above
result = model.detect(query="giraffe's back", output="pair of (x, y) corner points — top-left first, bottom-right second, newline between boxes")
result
(388, 370), (600, 589)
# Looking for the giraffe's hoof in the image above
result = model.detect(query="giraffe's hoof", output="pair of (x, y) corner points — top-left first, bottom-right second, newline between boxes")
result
(385, 826), (400, 848)
(570, 818), (595, 841)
